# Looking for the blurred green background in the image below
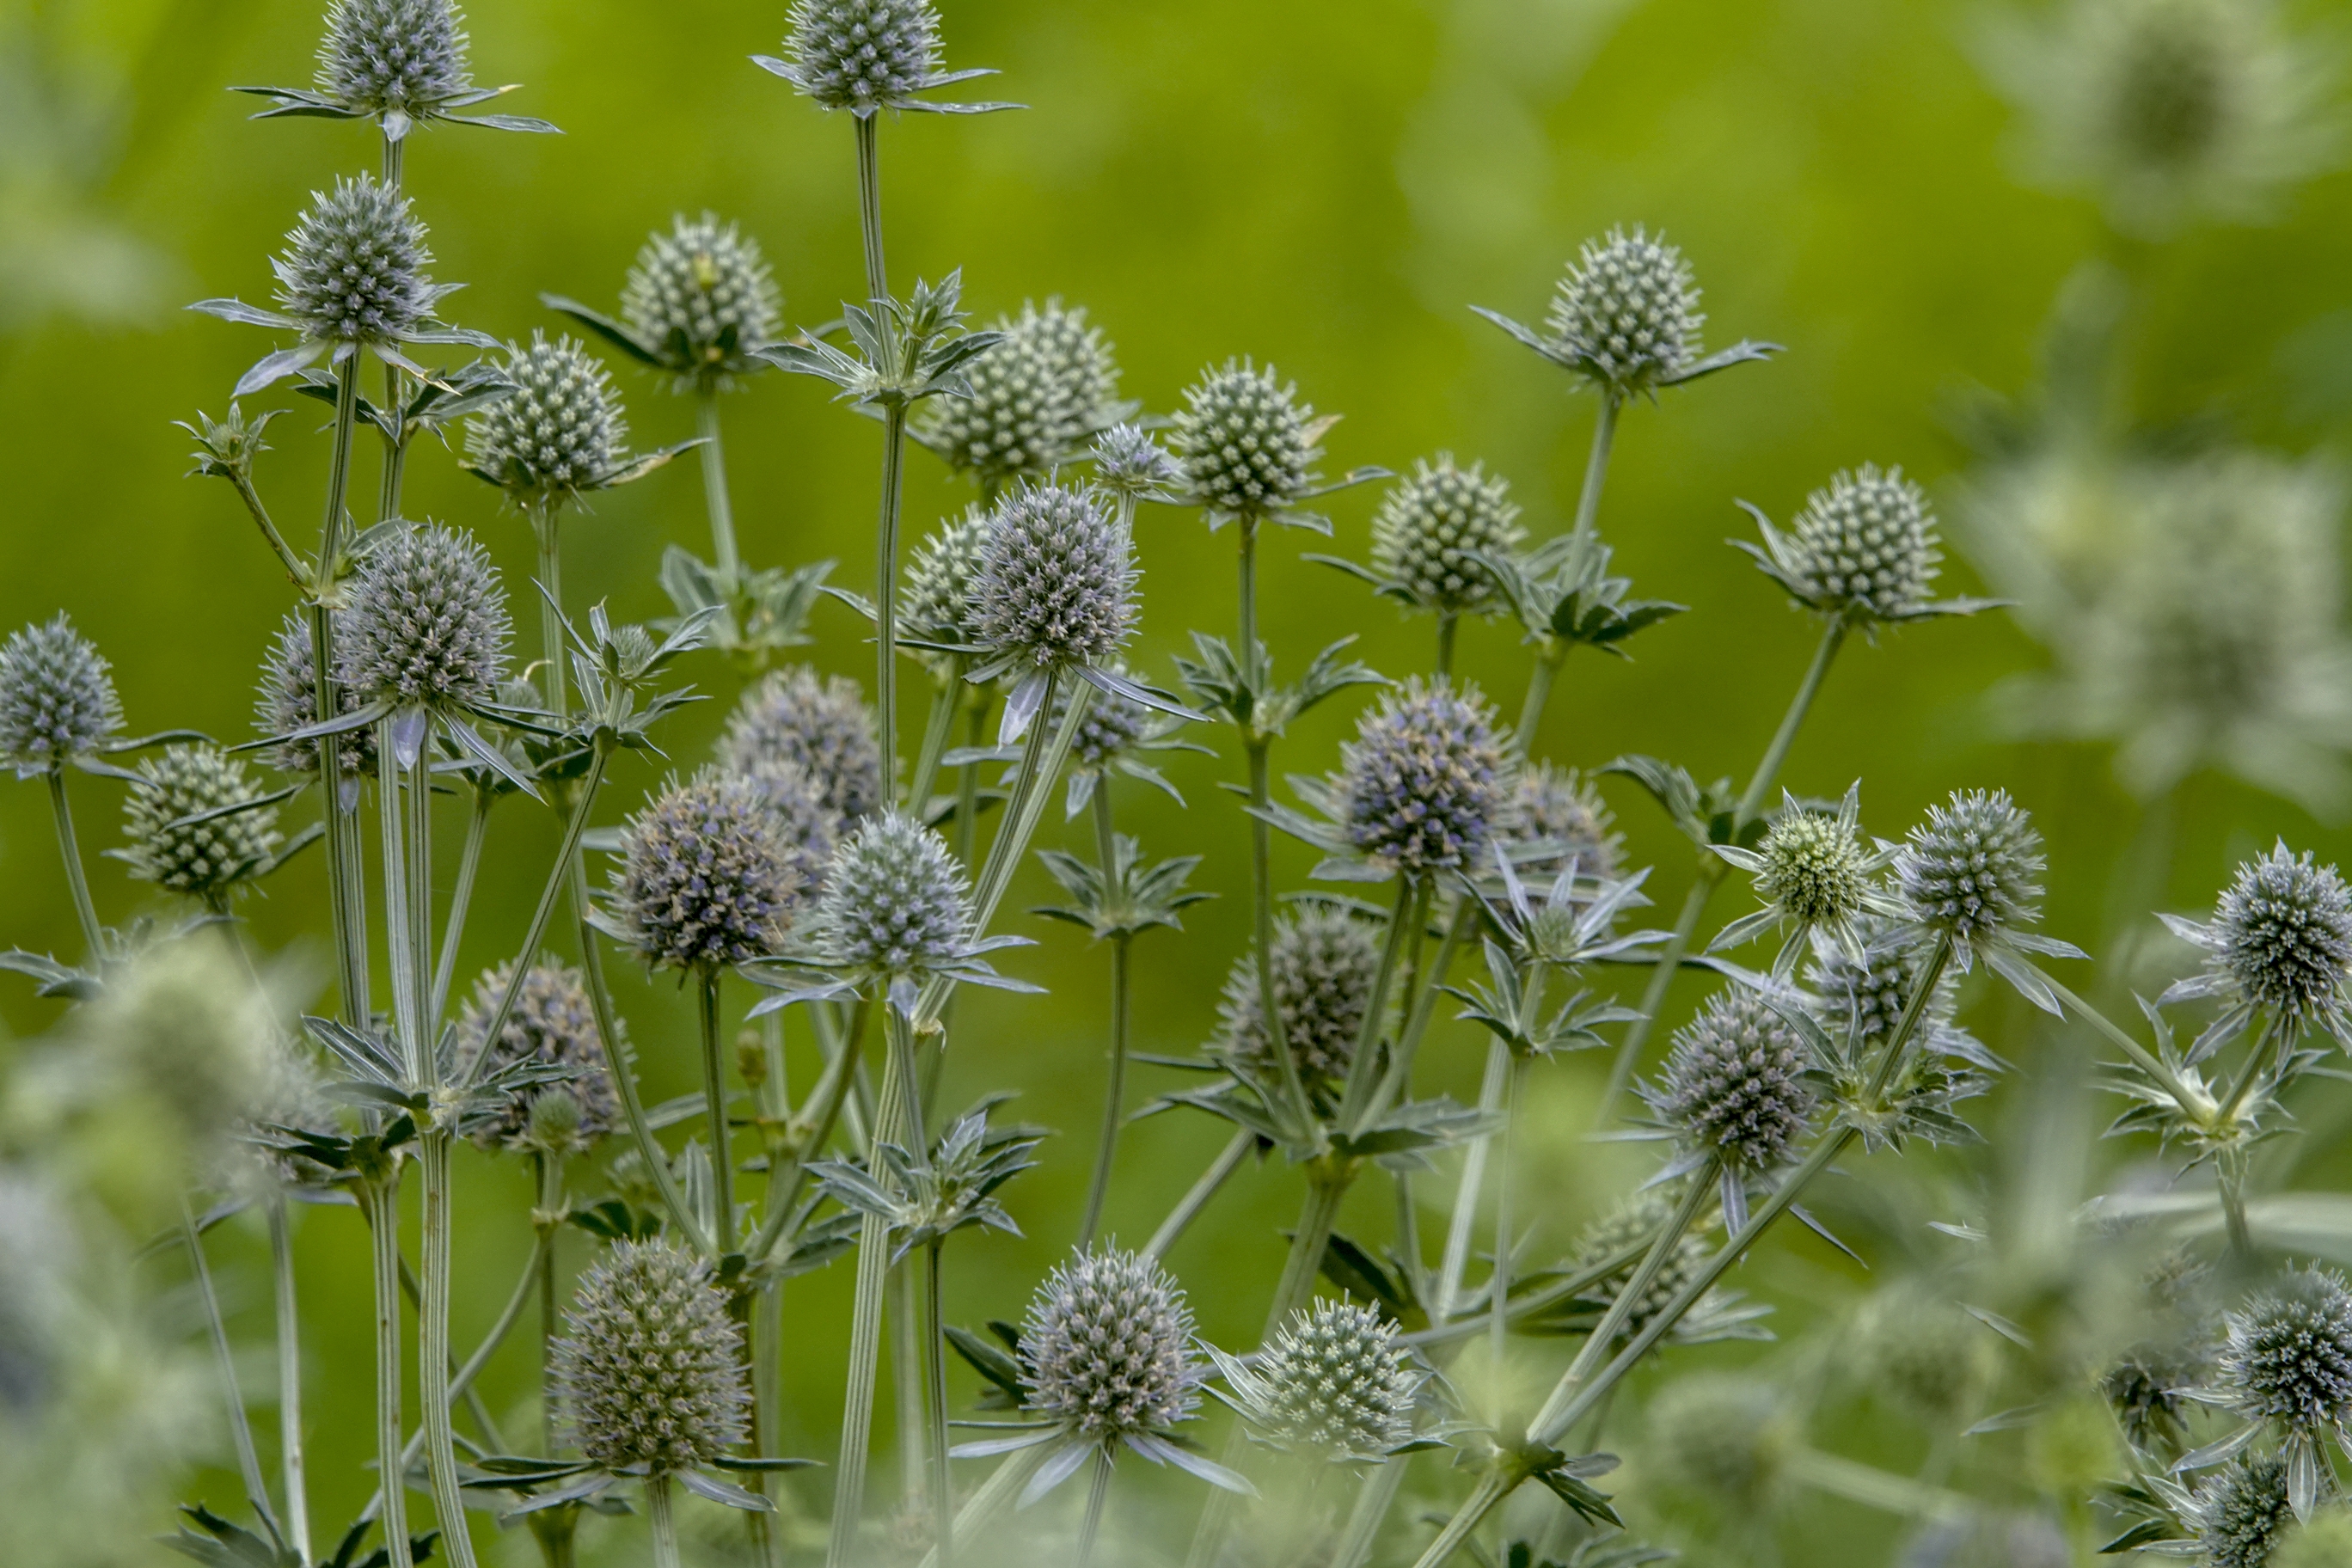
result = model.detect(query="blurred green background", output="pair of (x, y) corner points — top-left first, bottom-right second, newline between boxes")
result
(6, 0), (2352, 1561)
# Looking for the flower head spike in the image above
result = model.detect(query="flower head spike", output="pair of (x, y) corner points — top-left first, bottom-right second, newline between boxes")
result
(1351, 455), (1525, 618)
(1507, 763), (1626, 881)
(549, 214), (782, 390)
(1292, 678), (1511, 883)
(756, 0), (1014, 117)
(1216, 904), (1382, 1094)
(2178, 1454), (2298, 1568)
(113, 744), (282, 908)
(1641, 986), (1819, 1227)
(898, 508), (992, 681)
(232, 0), (556, 139)
(1738, 465), (1994, 626)
(602, 771), (798, 972)
(1895, 788), (2082, 1010)
(2216, 1267), (2352, 1509)
(1210, 1301), (1423, 1462)
(1712, 785), (1901, 976)
(453, 959), (619, 1154)
(464, 333), (683, 509)
(716, 665), (884, 824)
(1173, 358), (1332, 528)
(0, 615), (122, 777)
(1091, 423), (1184, 507)
(2162, 843), (2352, 1052)
(916, 299), (1127, 489)
(781, 812), (1031, 1015)
(339, 522), (511, 717)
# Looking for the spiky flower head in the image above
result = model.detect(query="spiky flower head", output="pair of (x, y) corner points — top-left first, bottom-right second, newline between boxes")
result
(2182, 844), (2352, 1036)
(1645, 987), (1816, 1173)
(775, 0), (942, 113)
(2183, 1454), (2295, 1568)
(1173, 359), (1319, 521)
(0, 614), (121, 774)
(716, 666), (884, 824)
(1242, 1302), (1418, 1459)
(1509, 762), (1625, 879)
(2104, 1343), (2204, 1455)
(255, 613), (375, 777)
(1776, 465), (1943, 622)
(1897, 789), (2045, 944)
(967, 481), (1136, 671)
(1216, 905), (1381, 1089)
(315, 0), (470, 119)
(1545, 226), (1703, 394)
(1647, 1373), (1795, 1514)
(273, 175), (434, 346)
(734, 760), (842, 895)
(1755, 802), (1877, 928)
(898, 508), (992, 678)
(1571, 1190), (1713, 1338)
(2221, 1267), (2352, 1440)
(621, 214), (781, 383)
(338, 523), (510, 708)
(607, 772), (797, 971)
(1050, 671), (1148, 771)
(920, 300), (1120, 487)
(1336, 678), (1511, 879)
(550, 1239), (750, 1474)
(466, 333), (627, 504)
(1091, 424), (1183, 505)
(1369, 456), (1522, 616)
(812, 812), (970, 978)
(1806, 918), (1957, 1047)
(454, 960), (619, 1154)
(1020, 1246), (1200, 1441)
(118, 744), (279, 905)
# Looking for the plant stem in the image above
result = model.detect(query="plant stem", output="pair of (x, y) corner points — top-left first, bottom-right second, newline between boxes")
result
(700, 971), (736, 1251)
(185, 1198), (280, 1540)
(1369, 897), (1476, 1123)
(1078, 785), (1131, 1251)
(910, 1448), (1050, 1568)
(1337, 879), (1425, 1135)
(923, 1240), (954, 1568)
(827, 1022), (915, 1568)
(432, 789), (491, 1023)
(533, 502), (568, 715)
(46, 769), (102, 961)
(1437, 1041), (1510, 1322)
(313, 352), (369, 1028)
(361, 1177), (415, 1568)
(953, 699), (986, 867)
(1569, 393), (1619, 546)
(1145, 1130), (1253, 1259)
(2216, 1016), (2282, 1125)
(910, 676), (960, 813)
(1435, 613), (1458, 677)
(854, 113), (887, 304)
(1075, 1449), (1114, 1568)
(749, 999), (872, 1265)
(874, 403), (909, 791)
(1234, 516), (1311, 1131)
(267, 1193), (311, 1561)
(576, 910), (706, 1248)
(647, 1474), (683, 1568)
(536, 1152), (563, 1449)
(1330, 1460), (1408, 1568)
(1488, 1056), (1529, 1427)
(418, 1133), (476, 1568)
(696, 389), (739, 579)
(1513, 641), (1564, 754)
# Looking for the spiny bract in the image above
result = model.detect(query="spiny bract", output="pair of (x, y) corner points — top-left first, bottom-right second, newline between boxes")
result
(609, 772), (797, 971)
(1253, 1301), (1418, 1458)
(776, 0), (941, 113)
(622, 213), (781, 382)
(1370, 455), (1522, 615)
(1509, 761), (1625, 879)
(1783, 465), (1942, 620)
(1216, 903), (1381, 1088)
(814, 812), (969, 977)
(1546, 226), (1702, 393)
(255, 612), (375, 777)
(967, 481), (1136, 671)
(2212, 845), (2352, 1027)
(1337, 677), (1510, 878)
(466, 333), (626, 502)
(1897, 789), (2045, 943)
(273, 175), (434, 345)
(1173, 358), (1317, 519)
(1647, 987), (1816, 1171)
(338, 523), (510, 707)
(921, 299), (1119, 487)
(0, 615), (121, 772)
(315, 0), (470, 117)
(550, 1239), (750, 1473)
(1020, 1246), (1198, 1440)
(716, 665), (884, 824)
(2221, 1266), (2352, 1436)
(453, 959), (619, 1154)
(118, 744), (279, 903)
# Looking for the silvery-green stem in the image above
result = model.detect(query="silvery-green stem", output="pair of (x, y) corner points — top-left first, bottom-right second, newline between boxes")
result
(1075, 1449), (1113, 1568)
(377, 716), (421, 1081)
(696, 390), (739, 580)
(431, 791), (490, 1022)
(874, 404), (910, 790)
(1235, 518), (1310, 1131)
(854, 113), (887, 304)
(46, 769), (102, 961)
(923, 1240), (954, 1568)
(185, 1199), (280, 1540)
(1078, 785), (1131, 1250)
(752, 1283), (786, 1568)
(1569, 392), (1618, 546)
(893, 1257), (925, 1525)
(1436, 1040), (1510, 1323)
(647, 1474), (683, 1568)
(533, 503), (568, 715)
(1336, 879), (1424, 1135)
(535, 1152), (563, 1448)
(1513, 641), (1564, 754)
(827, 1014), (917, 1568)
(1144, 1130), (1253, 1260)
(418, 1132), (476, 1568)
(952, 701), (986, 869)
(2217, 1015), (2281, 1125)
(314, 353), (369, 1026)
(1368, 897), (1476, 1123)
(361, 1178), (415, 1568)
(1330, 1459), (1407, 1568)
(576, 908), (704, 1248)
(699, 971), (735, 1250)
(748, 1000), (871, 1266)
(912, 1444), (1050, 1568)
(910, 675), (961, 814)
(267, 1193), (310, 1561)
(1435, 613), (1458, 677)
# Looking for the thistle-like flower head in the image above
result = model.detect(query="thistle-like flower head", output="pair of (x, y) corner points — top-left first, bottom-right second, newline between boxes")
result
(1545, 226), (1703, 395)
(454, 959), (619, 1154)
(1645, 987), (1817, 1178)
(339, 523), (510, 710)
(315, 0), (470, 119)
(1091, 423), (1184, 505)
(465, 333), (628, 505)
(2165, 844), (2352, 1044)
(812, 812), (970, 979)
(117, 744), (279, 906)
(2179, 1454), (2295, 1568)
(1369, 456), (1523, 616)
(606, 772), (797, 971)
(273, 175), (435, 346)
(733, 760), (842, 896)
(1221, 1301), (1419, 1461)
(967, 481), (1136, 673)
(1173, 359), (1320, 524)
(1896, 789), (2045, 945)
(918, 299), (1121, 488)
(1508, 762), (1625, 880)
(1058, 678), (1149, 772)
(1216, 904), (1381, 1090)
(1748, 464), (1946, 623)
(551, 1239), (750, 1474)
(2221, 1267), (2352, 1442)
(621, 214), (781, 383)
(0, 615), (121, 775)
(1020, 1246), (1200, 1442)
(255, 612), (375, 778)
(1335, 678), (1511, 879)
(1571, 1189), (1715, 1338)
(716, 666), (884, 824)
(898, 508), (993, 679)
(1714, 785), (1899, 975)
(767, 0), (997, 116)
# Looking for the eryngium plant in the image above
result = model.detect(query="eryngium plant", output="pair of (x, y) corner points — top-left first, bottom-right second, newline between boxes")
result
(1332, 677), (1511, 879)
(1213, 1300), (1421, 1461)
(620, 214), (782, 384)
(338, 522), (511, 709)
(1367, 455), (1523, 617)
(1215, 903), (1381, 1092)
(453, 959), (618, 1153)
(463, 333), (629, 506)
(716, 665), (885, 825)
(0, 616), (121, 775)
(917, 298), (1123, 489)
(1173, 358), (1322, 524)
(551, 1239), (751, 1473)
(256, 611), (376, 778)
(603, 771), (799, 971)
(115, 744), (281, 907)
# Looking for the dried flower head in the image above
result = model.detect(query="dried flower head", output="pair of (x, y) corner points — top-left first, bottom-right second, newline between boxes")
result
(550, 1239), (750, 1474)
(716, 666), (884, 824)
(1646, 1373), (1795, 1514)
(967, 481), (1136, 671)
(1020, 1246), (1200, 1442)
(315, 0), (470, 119)
(1546, 226), (1703, 395)
(2165, 844), (2352, 1042)
(2181, 1454), (2295, 1568)
(775, 0), (942, 113)
(1234, 1301), (1418, 1460)
(2221, 1267), (2352, 1441)
(465, 333), (627, 505)
(454, 959), (619, 1154)
(1369, 456), (1522, 616)
(1508, 762), (1624, 879)
(607, 772), (797, 971)
(1775, 465), (1943, 622)
(621, 214), (781, 383)
(812, 812), (969, 978)
(0, 614), (121, 774)
(919, 299), (1120, 488)
(1173, 359), (1319, 521)
(1645, 988), (1816, 1174)
(117, 744), (279, 905)
(898, 508), (993, 677)
(338, 523), (510, 708)
(1336, 678), (1511, 879)
(1216, 904), (1381, 1089)
(255, 613), (375, 778)
(1897, 789), (2045, 944)
(273, 175), (435, 346)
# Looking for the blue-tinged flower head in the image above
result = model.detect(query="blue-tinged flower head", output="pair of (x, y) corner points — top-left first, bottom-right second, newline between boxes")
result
(2222, 1267), (2352, 1442)
(967, 481), (1136, 672)
(812, 811), (969, 978)
(776, 0), (942, 113)
(315, 0), (470, 119)
(1509, 762), (1624, 880)
(466, 333), (627, 505)
(2183, 1454), (2295, 1568)
(921, 299), (1121, 488)
(0, 615), (121, 774)
(608, 772), (797, 971)
(551, 1239), (750, 1474)
(1091, 423), (1183, 505)
(1896, 789), (2045, 944)
(255, 612), (375, 778)
(622, 214), (781, 383)
(1370, 455), (1522, 616)
(273, 175), (435, 346)
(338, 523), (510, 707)
(1546, 227), (1703, 395)
(733, 759), (842, 896)
(118, 744), (279, 905)
(454, 959), (619, 1155)
(2176, 845), (2352, 1037)
(1336, 678), (1511, 879)
(716, 665), (884, 824)
(898, 507), (992, 678)
(1216, 904), (1381, 1090)
(1237, 1301), (1418, 1460)
(1645, 988), (1816, 1175)
(1173, 359), (1319, 521)
(1020, 1246), (1200, 1442)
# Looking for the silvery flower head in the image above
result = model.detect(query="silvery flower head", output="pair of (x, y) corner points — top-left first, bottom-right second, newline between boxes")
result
(338, 522), (511, 710)
(813, 812), (969, 980)
(1570, 1188), (1717, 1340)
(898, 508), (992, 681)
(1213, 1301), (1420, 1461)
(1091, 423), (1184, 506)
(1173, 358), (1323, 524)
(2162, 843), (2352, 1049)
(2220, 1267), (2352, 1450)
(315, 0), (470, 120)
(1369, 455), (1523, 616)
(1740, 465), (1964, 625)
(716, 665), (884, 824)
(620, 214), (781, 384)
(454, 959), (619, 1155)
(1896, 788), (2046, 946)
(115, 744), (280, 907)
(2176, 1454), (2296, 1568)
(1333, 678), (1511, 880)
(255, 612), (376, 779)
(464, 332), (628, 506)
(1216, 904), (1381, 1092)
(1015, 1246), (1219, 1492)
(1057, 674), (1148, 773)
(1713, 785), (1900, 976)
(275, 175), (437, 347)
(605, 771), (797, 971)
(1643, 986), (1817, 1224)
(1508, 762), (1624, 880)
(762, 0), (1007, 116)
(733, 759), (842, 896)
(550, 1239), (750, 1476)
(918, 299), (1123, 489)
(1546, 226), (1703, 395)
(0, 614), (121, 775)
(966, 481), (1137, 674)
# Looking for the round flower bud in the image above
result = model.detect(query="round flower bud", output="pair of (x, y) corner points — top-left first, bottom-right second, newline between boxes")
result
(734, 760), (841, 895)
(1782, 465), (1942, 620)
(1337, 678), (1510, 878)
(1898, 789), (2045, 943)
(967, 481), (1136, 671)
(2187, 1454), (2294, 1568)
(2210, 845), (2352, 1028)
(1806, 920), (1953, 1047)
(1571, 1189), (1712, 1338)
(621, 213), (781, 383)
(1755, 805), (1873, 926)
(466, 333), (626, 503)
(1369, 456), (1522, 616)
(1051, 670), (1148, 770)
(1646, 1373), (1794, 1515)
(1545, 226), (1703, 393)
(453, 959), (619, 1154)
(119, 744), (280, 905)
(338, 523), (510, 708)
(550, 1239), (750, 1474)
(0, 614), (121, 772)
(1646, 988), (1816, 1172)
(273, 175), (434, 346)
(1216, 905), (1381, 1088)
(315, 0), (470, 118)
(1508, 763), (1624, 879)
(921, 300), (1119, 488)
(1091, 424), (1182, 503)
(2277, 1510), (2352, 1568)
(609, 773), (797, 971)
(2221, 1266), (2352, 1437)
(1173, 359), (1316, 518)
(815, 812), (968, 977)
(777, 0), (941, 113)
(1020, 1246), (1199, 1441)
(1253, 1301), (1418, 1458)
(255, 612), (376, 778)
(716, 666), (884, 824)
(898, 508), (991, 679)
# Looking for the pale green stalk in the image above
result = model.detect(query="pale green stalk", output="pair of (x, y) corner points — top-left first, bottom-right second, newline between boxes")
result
(647, 1475), (683, 1568)
(184, 1198), (280, 1540)
(1236, 517), (1312, 1133)
(854, 114), (887, 304)
(1434, 613), (1458, 677)
(1436, 1041), (1510, 1321)
(1077, 783), (1131, 1250)
(267, 1194), (310, 1561)
(923, 1240), (953, 1568)
(431, 790), (491, 1022)
(45, 772), (102, 960)
(909, 676), (960, 812)
(311, 353), (370, 1027)
(417, 1132), (475, 1568)
(576, 909), (705, 1248)
(1075, 1449), (1114, 1568)
(698, 971), (735, 1249)
(360, 1177), (414, 1568)
(1486, 1054), (1531, 1420)
(1144, 1130), (1253, 1260)
(825, 1026), (914, 1568)
(696, 390), (739, 579)
(911, 1444), (1050, 1568)
(874, 404), (910, 789)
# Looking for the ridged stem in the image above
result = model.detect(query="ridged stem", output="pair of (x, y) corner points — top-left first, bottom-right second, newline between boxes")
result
(267, 1193), (310, 1560)
(909, 673), (961, 814)
(874, 403), (909, 793)
(576, 905), (704, 1249)
(923, 1240), (954, 1568)
(647, 1474), (682, 1568)
(1077, 784), (1130, 1250)
(361, 1178), (414, 1568)
(1143, 1130), (1253, 1260)
(854, 113), (887, 305)
(1330, 1459), (1407, 1568)
(533, 502), (569, 715)
(1075, 1449), (1114, 1568)
(827, 1020), (915, 1568)
(185, 1198), (279, 1539)
(696, 390), (739, 579)
(1512, 641), (1564, 755)
(418, 1132), (475, 1568)
(313, 352), (369, 1028)
(1236, 517), (1309, 1132)
(46, 769), (102, 961)
(911, 1445), (1050, 1568)
(1436, 1040), (1510, 1323)
(431, 790), (491, 1023)
(1434, 612), (1458, 677)
(699, 970), (735, 1249)
(1568, 391), (1618, 547)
